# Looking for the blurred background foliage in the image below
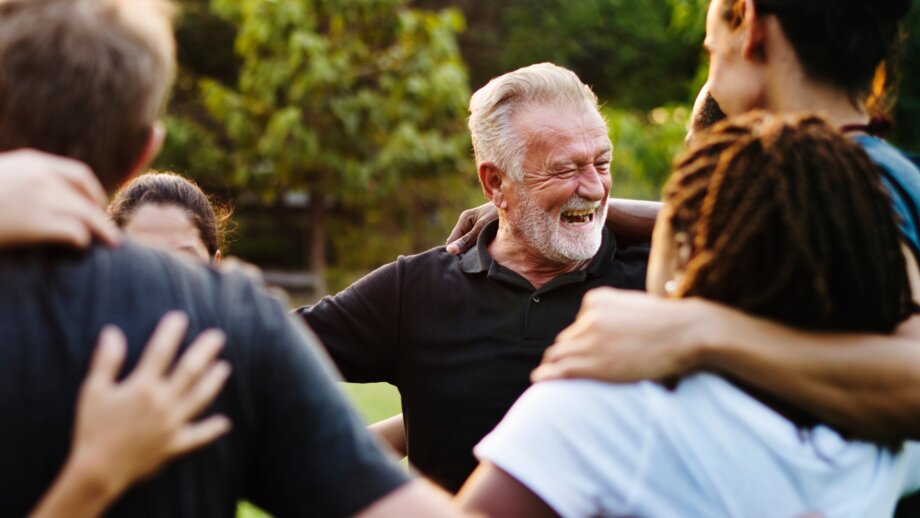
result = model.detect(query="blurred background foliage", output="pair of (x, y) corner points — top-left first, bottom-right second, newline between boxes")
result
(154, 0), (920, 294)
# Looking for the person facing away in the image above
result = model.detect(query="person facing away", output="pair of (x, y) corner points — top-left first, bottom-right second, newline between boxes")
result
(0, 1), (461, 516)
(458, 112), (920, 518)
(296, 62), (649, 492)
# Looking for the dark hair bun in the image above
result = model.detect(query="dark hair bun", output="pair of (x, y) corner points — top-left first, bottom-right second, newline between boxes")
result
(871, 0), (912, 21)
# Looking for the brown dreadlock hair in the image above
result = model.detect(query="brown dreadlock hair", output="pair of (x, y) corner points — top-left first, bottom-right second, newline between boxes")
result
(664, 112), (914, 333)
(662, 112), (916, 437)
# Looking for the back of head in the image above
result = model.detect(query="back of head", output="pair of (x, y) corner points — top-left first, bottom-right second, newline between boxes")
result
(664, 112), (914, 333)
(0, 0), (175, 191)
(722, 0), (912, 109)
(468, 62), (602, 181)
(109, 172), (230, 255)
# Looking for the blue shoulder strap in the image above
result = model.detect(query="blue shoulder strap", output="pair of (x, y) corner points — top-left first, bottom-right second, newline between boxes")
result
(853, 135), (920, 260)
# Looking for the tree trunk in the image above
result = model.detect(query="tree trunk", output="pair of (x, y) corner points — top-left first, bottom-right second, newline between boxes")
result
(308, 193), (328, 297)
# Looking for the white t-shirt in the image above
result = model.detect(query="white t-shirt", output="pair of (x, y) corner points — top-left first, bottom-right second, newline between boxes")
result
(474, 374), (920, 518)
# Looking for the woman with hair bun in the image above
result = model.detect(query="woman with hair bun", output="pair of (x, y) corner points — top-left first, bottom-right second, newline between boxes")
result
(539, 0), (920, 450)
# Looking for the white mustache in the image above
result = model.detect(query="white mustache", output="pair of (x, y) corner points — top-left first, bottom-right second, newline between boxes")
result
(560, 197), (601, 212)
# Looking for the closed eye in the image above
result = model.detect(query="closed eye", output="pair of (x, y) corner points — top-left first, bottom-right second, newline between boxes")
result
(556, 168), (578, 178)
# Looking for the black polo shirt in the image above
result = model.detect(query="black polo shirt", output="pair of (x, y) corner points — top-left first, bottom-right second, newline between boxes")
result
(297, 221), (648, 492)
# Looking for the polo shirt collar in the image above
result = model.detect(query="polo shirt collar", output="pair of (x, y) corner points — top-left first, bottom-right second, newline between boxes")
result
(459, 219), (618, 281)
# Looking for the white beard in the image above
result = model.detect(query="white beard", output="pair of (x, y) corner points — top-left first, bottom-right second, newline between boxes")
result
(512, 189), (607, 264)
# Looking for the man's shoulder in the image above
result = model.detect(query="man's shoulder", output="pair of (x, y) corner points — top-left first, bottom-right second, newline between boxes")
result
(0, 239), (280, 338)
(396, 244), (459, 268)
(361, 245), (462, 284)
(0, 239), (212, 288)
(87, 240), (229, 300)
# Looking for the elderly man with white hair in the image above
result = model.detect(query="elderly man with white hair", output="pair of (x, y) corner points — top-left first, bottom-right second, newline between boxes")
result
(296, 62), (648, 492)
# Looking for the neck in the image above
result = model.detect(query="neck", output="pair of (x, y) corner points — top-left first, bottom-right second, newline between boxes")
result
(488, 219), (591, 290)
(765, 63), (868, 129)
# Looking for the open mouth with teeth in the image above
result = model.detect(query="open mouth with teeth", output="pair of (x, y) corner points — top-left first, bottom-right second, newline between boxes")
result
(560, 208), (597, 226)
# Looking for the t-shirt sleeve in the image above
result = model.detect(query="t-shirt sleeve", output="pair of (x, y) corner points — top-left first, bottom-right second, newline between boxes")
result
(222, 275), (410, 517)
(473, 379), (659, 517)
(294, 260), (401, 383)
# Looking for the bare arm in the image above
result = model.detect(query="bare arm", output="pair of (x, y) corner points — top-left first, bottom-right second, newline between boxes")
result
(31, 313), (231, 518)
(696, 309), (920, 440)
(700, 244), (920, 439)
(355, 480), (466, 518)
(605, 199), (660, 246)
(456, 463), (558, 518)
(368, 414), (407, 458)
(535, 246), (920, 440)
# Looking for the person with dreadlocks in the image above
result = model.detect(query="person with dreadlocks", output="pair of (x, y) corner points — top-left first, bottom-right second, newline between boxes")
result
(536, 0), (920, 447)
(455, 112), (920, 517)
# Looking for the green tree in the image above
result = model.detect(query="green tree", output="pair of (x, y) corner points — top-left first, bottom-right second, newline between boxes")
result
(893, 6), (920, 152)
(415, 0), (705, 109)
(201, 0), (473, 293)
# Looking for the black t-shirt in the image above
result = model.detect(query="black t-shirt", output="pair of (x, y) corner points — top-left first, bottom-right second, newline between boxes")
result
(297, 222), (649, 492)
(0, 241), (408, 517)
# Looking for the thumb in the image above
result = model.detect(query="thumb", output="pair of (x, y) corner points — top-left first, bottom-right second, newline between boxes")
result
(446, 235), (467, 255)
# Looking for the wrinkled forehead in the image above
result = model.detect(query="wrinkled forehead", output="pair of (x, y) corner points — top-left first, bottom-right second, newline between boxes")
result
(515, 104), (609, 146)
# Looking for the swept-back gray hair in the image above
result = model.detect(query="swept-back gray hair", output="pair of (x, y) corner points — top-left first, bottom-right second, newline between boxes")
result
(468, 63), (602, 182)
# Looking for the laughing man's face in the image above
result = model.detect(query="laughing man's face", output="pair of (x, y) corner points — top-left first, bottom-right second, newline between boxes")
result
(505, 105), (612, 264)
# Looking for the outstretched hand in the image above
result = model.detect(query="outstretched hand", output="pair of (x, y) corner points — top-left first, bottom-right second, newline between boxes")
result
(69, 312), (232, 499)
(445, 203), (497, 255)
(532, 288), (713, 384)
(0, 149), (120, 248)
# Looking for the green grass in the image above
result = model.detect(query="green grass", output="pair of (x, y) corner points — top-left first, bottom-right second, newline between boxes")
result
(339, 382), (402, 423)
(236, 382), (401, 517)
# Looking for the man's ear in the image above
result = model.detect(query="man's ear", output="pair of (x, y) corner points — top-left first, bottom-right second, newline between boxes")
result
(128, 121), (166, 178)
(478, 162), (509, 210)
(741, 0), (767, 62)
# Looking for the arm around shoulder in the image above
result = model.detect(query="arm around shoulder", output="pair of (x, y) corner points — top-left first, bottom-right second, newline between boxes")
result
(696, 245), (920, 440)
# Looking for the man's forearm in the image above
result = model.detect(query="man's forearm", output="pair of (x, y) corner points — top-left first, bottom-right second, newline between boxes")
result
(30, 453), (119, 518)
(368, 414), (407, 458)
(698, 308), (920, 440)
(606, 199), (660, 246)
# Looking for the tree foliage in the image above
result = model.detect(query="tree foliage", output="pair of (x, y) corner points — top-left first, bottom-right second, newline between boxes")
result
(154, 0), (920, 297)
(893, 7), (920, 152)
(195, 0), (474, 290)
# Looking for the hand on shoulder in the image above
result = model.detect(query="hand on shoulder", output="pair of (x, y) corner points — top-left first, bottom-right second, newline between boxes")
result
(532, 288), (720, 383)
(0, 149), (119, 249)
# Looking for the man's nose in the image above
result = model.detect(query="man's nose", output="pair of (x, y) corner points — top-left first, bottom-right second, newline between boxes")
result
(577, 168), (607, 201)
